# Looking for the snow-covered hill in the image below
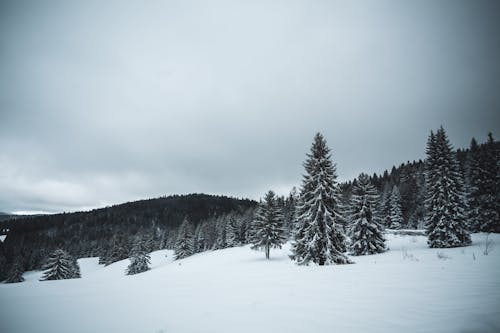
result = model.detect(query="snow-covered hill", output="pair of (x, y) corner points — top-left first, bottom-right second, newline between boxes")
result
(1, 233), (499, 333)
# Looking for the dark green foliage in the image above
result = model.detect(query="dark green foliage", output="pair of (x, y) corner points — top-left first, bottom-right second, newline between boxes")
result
(472, 134), (500, 232)
(1, 194), (256, 270)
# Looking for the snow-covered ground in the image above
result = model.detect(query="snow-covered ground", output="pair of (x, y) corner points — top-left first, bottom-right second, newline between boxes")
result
(1, 233), (499, 333)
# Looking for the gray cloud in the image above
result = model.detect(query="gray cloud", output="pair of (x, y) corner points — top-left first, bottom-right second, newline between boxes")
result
(1, 0), (499, 213)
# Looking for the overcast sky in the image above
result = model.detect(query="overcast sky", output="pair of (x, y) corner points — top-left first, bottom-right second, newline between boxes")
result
(1, 0), (499, 214)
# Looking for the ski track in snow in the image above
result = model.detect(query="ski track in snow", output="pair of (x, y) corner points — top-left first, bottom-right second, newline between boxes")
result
(1, 233), (499, 333)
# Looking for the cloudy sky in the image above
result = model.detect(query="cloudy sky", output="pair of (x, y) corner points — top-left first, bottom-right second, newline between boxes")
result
(1, 0), (499, 214)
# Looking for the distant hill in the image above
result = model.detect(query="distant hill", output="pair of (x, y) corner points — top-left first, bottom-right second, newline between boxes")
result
(1, 193), (257, 271)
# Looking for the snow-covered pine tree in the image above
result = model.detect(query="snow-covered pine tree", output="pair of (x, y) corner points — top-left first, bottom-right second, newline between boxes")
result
(388, 185), (403, 229)
(290, 133), (352, 265)
(5, 259), (25, 283)
(425, 127), (471, 248)
(347, 173), (386, 255)
(465, 138), (481, 231)
(0, 245), (8, 281)
(214, 215), (227, 250)
(225, 215), (240, 248)
(194, 223), (205, 253)
(476, 133), (500, 232)
(282, 187), (299, 239)
(379, 183), (392, 227)
(174, 217), (195, 260)
(105, 233), (129, 266)
(126, 236), (151, 275)
(71, 256), (81, 278)
(40, 249), (81, 281)
(250, 190), (286, 259)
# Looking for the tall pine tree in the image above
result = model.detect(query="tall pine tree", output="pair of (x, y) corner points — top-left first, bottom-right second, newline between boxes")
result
(250, 191), (286, 259)
(290, 133), (352, 265)
(388, 185), (403, 229)
(465, 137), (481, 231)
(476, 133), (500, 232)
(347, 174), (386, 255)
(425, 127), (471, 248)
(174, 218), (195, 260)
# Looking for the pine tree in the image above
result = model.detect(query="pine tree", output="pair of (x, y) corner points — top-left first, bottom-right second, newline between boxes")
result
(250, 191), (286, 259)
(425, 127), (471, 248)
(476, 133), (500, 232)
(0, 245), (8, 281)
(388, 185), (404, 229)
(104, 233), (129, 266)
(225, 215), (240, 247)
(290, 133), (352, 265)
(126, 236), (151, 275)
(282, 187), (298, 239)
(214, 215), (227, 250)
(465, 137), (481, 231)
(5, 259), (25, 283)
(40, 249), (81, 281)
(347, 174), (386, 255)
(174, 218), (194, 260)
(379, 183), (392, 227)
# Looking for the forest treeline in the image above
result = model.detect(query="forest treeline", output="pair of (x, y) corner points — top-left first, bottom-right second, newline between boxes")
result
(0, 131), (498, 281)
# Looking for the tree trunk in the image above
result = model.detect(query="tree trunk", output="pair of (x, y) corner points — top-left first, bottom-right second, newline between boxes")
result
(265, 245), (270, 259)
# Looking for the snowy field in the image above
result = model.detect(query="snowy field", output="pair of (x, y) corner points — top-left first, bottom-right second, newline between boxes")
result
(1, 233), (499, 333)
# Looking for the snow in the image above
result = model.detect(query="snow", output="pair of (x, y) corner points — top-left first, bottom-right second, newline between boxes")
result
(1, 233), (499, 333)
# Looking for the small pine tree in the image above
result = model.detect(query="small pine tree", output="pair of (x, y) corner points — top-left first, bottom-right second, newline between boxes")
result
(40, 249), (81, 281)
(5, 260), (25, 283)
(347, 174), (386, 255)
(290, 133), (352, 265)
(250, 191), (286, 259)
(126, 237), (151, 275)
(388, 185), (403, 229)
(425, 127), (471, 248)
(174, 218), (195, 260)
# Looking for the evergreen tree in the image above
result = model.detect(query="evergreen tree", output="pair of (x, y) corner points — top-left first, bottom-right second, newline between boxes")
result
(104, 233), (129, 266)
(5, 259), (25, 283)
(388, 185), (404, 229)
(282, 187), (299, 238)
(225, 215), (240, 247)
(0, 245), (7, 281)
(40, 249), (81, 281)
(476, 133), (500, 232)
(174, 218), (194, 260)
(126, 236), (151, 275)
(465, 137), (481, 231)
(379, 183), (392, 227)
(347, 174), (386, 255)
(250, 191), (286, 259)
(290, 133), (352, 265)
(425, 127), (471, 248)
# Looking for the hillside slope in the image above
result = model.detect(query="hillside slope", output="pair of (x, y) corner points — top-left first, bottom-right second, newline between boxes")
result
(1, 233), (499, 333)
